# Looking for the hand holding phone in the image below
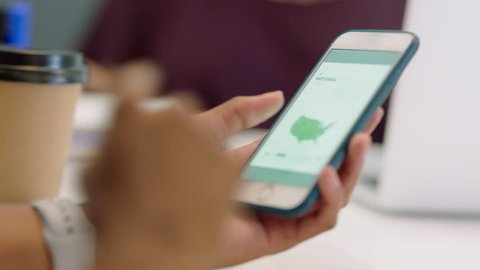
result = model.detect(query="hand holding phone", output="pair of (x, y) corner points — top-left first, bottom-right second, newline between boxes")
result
(216, 111), (382, 266)
(236, 30), (419, 217)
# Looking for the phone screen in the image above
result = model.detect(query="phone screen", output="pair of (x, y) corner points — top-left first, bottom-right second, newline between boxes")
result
(243, 49), (401, 187)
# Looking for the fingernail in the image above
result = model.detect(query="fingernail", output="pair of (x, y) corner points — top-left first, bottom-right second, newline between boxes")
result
(261, 90), (284, 99)
(249, 95), (282, 125)
(263, 103), (283, 120)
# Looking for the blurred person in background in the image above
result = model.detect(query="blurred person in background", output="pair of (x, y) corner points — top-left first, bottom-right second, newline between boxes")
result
(82, 0), (406, 141)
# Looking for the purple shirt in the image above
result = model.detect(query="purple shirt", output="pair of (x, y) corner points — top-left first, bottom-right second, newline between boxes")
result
(82, 0), (406, 140)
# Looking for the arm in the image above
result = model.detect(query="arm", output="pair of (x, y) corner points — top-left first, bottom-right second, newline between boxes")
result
(86, 59), (163, 97)
(0, 205), (51, 270)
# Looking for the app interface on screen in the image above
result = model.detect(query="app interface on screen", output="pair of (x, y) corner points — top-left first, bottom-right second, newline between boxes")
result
(243, 49), (400, 187)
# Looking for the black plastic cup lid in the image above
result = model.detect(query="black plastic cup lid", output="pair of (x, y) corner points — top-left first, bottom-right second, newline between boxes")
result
(0, 46), (88, 84)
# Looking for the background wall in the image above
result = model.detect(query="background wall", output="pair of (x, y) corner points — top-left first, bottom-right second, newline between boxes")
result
(0, 0), (102, 49)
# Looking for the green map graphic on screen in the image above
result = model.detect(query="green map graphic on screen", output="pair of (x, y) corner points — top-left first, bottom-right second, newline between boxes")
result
(290, 116), (334, 143)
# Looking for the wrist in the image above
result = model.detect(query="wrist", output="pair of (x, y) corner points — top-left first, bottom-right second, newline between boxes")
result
(0, 204), (51, 270)
(33, 199), (96, 270)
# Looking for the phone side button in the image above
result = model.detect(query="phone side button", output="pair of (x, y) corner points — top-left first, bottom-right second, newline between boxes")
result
(257, 184), (274, 202)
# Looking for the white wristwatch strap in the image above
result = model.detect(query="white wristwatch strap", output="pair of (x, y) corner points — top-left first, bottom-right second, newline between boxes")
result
(32, 199), (96, 270)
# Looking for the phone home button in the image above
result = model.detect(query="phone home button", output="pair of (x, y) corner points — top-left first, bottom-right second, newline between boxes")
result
(257, 184), (274, 202)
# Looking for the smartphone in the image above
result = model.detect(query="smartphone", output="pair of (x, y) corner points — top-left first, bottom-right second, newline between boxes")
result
(236, 30), (419, 217)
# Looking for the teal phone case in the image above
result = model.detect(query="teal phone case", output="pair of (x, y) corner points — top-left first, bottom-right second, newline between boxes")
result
(247, 30), (420, 218)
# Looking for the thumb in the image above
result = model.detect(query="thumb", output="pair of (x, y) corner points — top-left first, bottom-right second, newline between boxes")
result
(194, 91), (285, 140)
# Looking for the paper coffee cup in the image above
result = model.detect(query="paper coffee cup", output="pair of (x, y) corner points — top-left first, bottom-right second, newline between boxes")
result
(0, 47), (88, 202)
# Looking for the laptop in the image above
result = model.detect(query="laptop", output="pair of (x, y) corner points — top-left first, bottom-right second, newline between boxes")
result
(355, 0), (480, 216)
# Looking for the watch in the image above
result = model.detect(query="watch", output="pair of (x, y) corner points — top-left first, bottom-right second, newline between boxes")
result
(32, 198), (96, 270)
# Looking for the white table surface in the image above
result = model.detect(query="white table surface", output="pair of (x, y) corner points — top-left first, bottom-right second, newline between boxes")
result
(225, 203), (480, 270)
(62, 94), (480, 270)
